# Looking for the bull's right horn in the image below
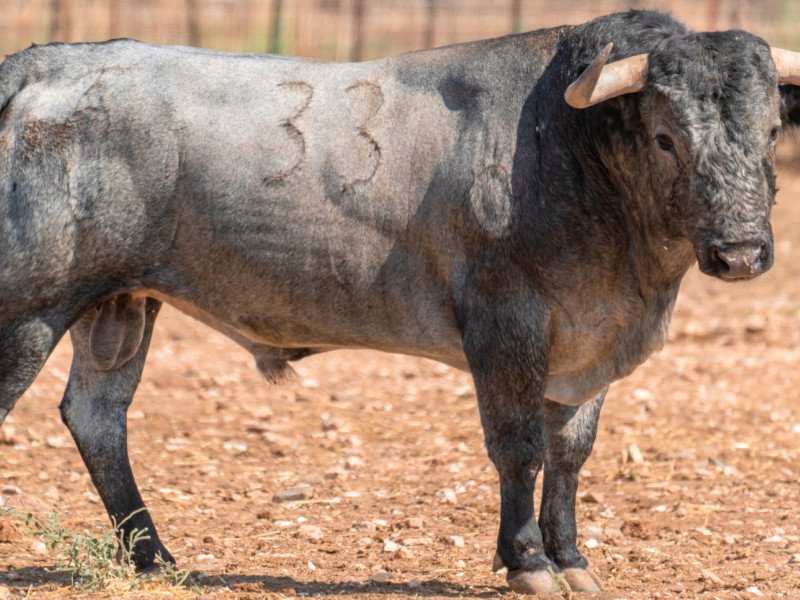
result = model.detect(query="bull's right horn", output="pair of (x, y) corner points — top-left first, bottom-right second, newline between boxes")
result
(565, 43), (648, 109)
(771, 47), (800, 85)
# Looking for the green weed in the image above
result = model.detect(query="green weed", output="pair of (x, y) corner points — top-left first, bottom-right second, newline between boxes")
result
(0, 504), (194, 592)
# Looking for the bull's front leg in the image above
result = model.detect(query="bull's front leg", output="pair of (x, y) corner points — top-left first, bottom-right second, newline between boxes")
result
(59, 296), (174, 570)
(459, 281), (564, 596)
(539, 391), (606, 593)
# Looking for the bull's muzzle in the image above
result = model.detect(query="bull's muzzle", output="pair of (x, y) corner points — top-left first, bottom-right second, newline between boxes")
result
(706, 240), (772, 281)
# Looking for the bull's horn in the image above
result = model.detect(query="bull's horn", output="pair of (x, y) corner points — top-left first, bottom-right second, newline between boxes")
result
(565, 43), (648, 109)
(771, 47), (800, 85)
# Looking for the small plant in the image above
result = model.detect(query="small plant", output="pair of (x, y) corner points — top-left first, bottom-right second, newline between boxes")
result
(0, 504), (194, 592)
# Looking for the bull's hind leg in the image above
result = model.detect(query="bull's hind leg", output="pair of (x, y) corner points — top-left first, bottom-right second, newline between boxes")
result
(0, 316), (66, 425)
(539, 391), (606, 593)
(59, 296), (174, 570)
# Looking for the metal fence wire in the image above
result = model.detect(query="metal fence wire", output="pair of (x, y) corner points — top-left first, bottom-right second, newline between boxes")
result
(1, 0), (798, 60)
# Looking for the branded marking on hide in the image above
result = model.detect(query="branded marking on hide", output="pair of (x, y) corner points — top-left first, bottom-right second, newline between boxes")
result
(263, 81), (314, 186)
(339, 81), (384, 192)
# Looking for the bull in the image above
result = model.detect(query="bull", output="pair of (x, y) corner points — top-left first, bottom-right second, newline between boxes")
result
(1, 9), (799, 595)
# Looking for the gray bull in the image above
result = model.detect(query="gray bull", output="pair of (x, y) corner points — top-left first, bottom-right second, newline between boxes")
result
(1, 10), (799, 595)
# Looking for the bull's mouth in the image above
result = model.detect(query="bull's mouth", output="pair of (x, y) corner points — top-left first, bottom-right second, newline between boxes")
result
(697, 240), (773, 281)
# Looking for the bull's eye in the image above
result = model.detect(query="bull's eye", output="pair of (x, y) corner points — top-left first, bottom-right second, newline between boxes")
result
(656, 134), (674, 152)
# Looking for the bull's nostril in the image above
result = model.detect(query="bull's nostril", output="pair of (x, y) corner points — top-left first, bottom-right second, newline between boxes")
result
(710, 246), (730, 273)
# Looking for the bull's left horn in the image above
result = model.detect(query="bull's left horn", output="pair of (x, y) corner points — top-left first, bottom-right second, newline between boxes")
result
(565, 43), (648, 109)
(771, 47), (800, 85)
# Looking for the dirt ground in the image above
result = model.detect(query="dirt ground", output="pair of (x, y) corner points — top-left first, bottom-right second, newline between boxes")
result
(2, 160), (800, 600)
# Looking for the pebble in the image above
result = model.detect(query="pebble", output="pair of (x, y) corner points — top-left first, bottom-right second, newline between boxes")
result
(402, 536), (433, 546)
(627, 443), (644, 464)
(580, 492), (604, 504)
(447, 535), (465, 547)
(408, 579), (422, 589)
(298, 525), (324, 540)
(436, 488), (458, 505)
(272, 485), (315, 503)
(30, 540), (47, 555)
(621, 519), (650, 538)
(358, 537), (372, 548)
(357, 521), (377, 533)
(369, 570), (393, 583)
(746, 586), (764, 596)
(584, 538), (599, 549)
(383, 540), (400, 553)
(406, 517), (424, 529)
(0, 519), (22, 543)
(789, 553), (800, 564)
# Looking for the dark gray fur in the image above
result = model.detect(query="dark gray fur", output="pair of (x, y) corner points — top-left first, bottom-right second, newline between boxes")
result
(0, 10), (792, 593)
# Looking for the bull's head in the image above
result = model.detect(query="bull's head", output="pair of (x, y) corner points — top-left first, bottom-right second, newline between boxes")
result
(565, 35), (800, 281)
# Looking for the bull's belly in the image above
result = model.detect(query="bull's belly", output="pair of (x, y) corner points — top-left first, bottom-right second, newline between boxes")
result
(134, 288), (470, 369)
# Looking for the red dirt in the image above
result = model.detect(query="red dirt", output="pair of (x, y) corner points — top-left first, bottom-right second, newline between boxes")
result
(2, 164), (800, 600)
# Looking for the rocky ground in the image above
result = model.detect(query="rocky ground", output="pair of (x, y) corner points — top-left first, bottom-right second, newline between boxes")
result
(1, 162), (800, 599)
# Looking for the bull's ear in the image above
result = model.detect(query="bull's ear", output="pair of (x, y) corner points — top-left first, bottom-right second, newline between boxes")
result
(780, 84), (800, 129)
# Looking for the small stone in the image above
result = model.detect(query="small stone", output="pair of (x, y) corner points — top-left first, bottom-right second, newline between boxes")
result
(325, 466), (348, 480)
(346, 456), (365, 470)
(272, 485), (314, 503)
(584, 538), (599, 549)
(406, 517), (424, 529)
(383, 540), (400, 553)
(436, 488), (458, 505)
(627, 443), (644, 464)
(0, 519), (22, 543)
(1, 485), (21, 496)
(580, 492), (604, 504)
(408, 579), (422, 589)
(369, 570), (393, 583)
(701, 569), (724, 587)
(298, 524), (324, 540)
(447, 535), (465, 547)
(307, 561), (316, 571)
(621, 519), (650, 538)
(603, 526), (624, 540)
(250, 406), (274, 420)
(358, 536), (372, 548)
(30, 540), (48, 555)
(788, 553), (800, 564)
(356, 521), (377, 533)
(402, 536), (433, 546)
(746, 586), (764, 596)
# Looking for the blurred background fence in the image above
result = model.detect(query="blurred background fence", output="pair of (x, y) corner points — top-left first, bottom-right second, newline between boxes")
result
(0, 0), (799, 60)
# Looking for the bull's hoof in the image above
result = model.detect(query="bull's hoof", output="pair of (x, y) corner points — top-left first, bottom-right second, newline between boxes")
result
(492, 551), (506, 572)
(562, 567), (604, 593)
(507, 568), (571, 597)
